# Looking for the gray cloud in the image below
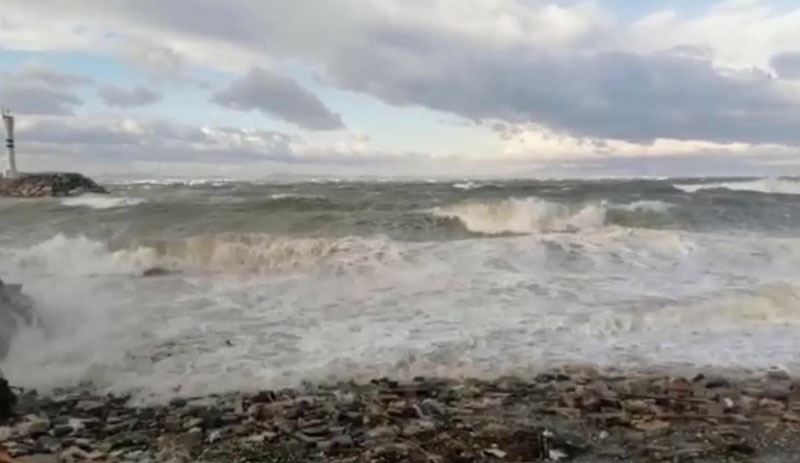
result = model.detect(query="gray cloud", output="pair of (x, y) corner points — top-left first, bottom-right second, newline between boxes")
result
(4, 0), (800, 146)
(211, 67), (344, 131)
(0, 84), (83, 115)
(69, 0), (800, 144)
(770, 52), (800, 80)
(16, 116), (297, 164)
(98, 85), (161, 108)
(13, 116), (420, 170)
(322, 28), (800, 145)
(17, 63), (93, 87)
(0, 64), (90, 115)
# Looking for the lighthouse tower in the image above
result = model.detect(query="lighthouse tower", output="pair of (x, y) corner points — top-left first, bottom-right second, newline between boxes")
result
(2, 109), (17, 179)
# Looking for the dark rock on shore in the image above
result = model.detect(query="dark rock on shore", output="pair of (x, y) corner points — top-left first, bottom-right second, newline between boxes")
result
(0, 278), (36, 360)
(141, 267), (179, 278)
(0, 374), (14, 424)
(0, 173), (107, 198)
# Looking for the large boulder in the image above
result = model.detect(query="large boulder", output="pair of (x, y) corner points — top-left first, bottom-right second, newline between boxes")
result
(0, 370), (13, 423)
(0, 278), (28, 423)
(0, 278), (35, 360)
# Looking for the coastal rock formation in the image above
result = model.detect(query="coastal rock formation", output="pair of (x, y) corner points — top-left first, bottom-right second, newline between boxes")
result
(0, 278), (35, 360)
(0, 173), (107, 198)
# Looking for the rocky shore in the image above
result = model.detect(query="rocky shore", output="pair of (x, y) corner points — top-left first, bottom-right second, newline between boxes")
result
(0, 173), (107, 198)
(2, 367), (800, 462)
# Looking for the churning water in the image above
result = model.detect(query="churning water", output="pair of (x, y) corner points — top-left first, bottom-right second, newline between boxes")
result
(2, 176), (800, 400)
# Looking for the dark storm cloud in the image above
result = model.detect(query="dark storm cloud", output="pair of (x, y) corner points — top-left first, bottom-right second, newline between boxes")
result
(324, 30), (800, 145)
(212, 67), (345, 131)
(118, 0), (800, 144)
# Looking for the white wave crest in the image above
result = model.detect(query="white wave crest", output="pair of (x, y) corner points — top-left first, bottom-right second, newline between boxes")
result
(618, 200), (673, 213)
(268, 193), (326, 200)
(60, 195), (146, 209)
(3, 233), (403, 277)
(431, 198), (607, 234)
(674, 178), (800, 195)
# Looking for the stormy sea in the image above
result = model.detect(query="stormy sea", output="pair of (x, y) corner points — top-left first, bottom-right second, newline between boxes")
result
(2, 176), (800, 400)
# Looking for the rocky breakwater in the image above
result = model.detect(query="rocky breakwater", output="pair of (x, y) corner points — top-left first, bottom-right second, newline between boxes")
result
(0, 173), (107, 198)
(3, 367), (800, 462)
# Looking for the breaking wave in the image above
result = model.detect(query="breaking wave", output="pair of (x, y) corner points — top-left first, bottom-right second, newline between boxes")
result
(452, 182), (499, 190)
(268, 193), (327, 201)
(59, 195), (147, 210)
(5, 233), (405, 277)
(673, 178), (800, 195)
(617, 200), (673, 213)
(430, 198), (671, 235)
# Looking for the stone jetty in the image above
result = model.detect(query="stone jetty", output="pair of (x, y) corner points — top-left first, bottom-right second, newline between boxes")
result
(2, 367), (800, 462)
(0, 173), (107, 198)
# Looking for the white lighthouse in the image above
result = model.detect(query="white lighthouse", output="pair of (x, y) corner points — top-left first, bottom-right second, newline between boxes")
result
(2, 109), (17, 179)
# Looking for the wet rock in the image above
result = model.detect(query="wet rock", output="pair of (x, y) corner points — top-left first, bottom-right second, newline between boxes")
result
(420, 398), (448, 417)
(199, 409), (223, 429)
(766, 369), (791, 382)
(50, 424), (73, 438)
(15, 416), (50, 438)
(17, 455), (58, 463)
(107, 430), (151, 449)
(179, 427), (203, 452)
(704, 376), (732, 389)
(34, 435), (59, 454)
(59, 446), (89, 463)
(0, 376), (15, 423)
(727, 440), (757, 455)
(760, 383), (792, 402)
(483, 447), (507, 458)
(366, 425), (398, 440)
(141, 267), (173, 278)
(401, 419), (436, 437)
(318, 434), (354, 453)
(73, 400), (104, 415)
(168, 397), (187, 408)
(667, 377), (693, 397)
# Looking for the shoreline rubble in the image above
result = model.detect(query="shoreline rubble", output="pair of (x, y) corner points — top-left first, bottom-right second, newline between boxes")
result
(2, 367), (800, 462)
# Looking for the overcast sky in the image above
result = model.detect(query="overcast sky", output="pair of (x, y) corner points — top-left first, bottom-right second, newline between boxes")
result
(2, 0), (800, 178)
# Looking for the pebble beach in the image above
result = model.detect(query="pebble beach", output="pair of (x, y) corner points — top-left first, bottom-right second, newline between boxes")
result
(4, 366), (800, 462)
